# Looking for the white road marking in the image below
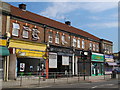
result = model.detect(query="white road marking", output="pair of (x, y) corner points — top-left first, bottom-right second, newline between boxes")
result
(92, 84), (114, 88)
(36, 86), (51, 88)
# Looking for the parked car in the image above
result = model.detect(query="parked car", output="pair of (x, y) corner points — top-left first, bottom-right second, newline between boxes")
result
(114, 68), (120, 74)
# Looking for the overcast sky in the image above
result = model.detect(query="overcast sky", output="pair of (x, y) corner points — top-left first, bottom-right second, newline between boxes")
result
(7, 1), (118, 53)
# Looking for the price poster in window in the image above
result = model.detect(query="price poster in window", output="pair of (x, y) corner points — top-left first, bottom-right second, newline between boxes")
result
(20, 63), (25, 72)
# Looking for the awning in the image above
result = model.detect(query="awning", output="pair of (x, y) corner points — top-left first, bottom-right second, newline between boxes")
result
(107, 62), (118, 66)
(0, 46), (10, 56)
(9, 39), (47, 58)
(9, 39), (46, 51)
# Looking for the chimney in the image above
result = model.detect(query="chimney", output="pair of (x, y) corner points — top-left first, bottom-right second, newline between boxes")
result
(65, 21), (71, 25)
(19, 4), (26, 10)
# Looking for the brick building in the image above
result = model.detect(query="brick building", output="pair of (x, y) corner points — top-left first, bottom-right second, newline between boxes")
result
(0, 2), (114, 80)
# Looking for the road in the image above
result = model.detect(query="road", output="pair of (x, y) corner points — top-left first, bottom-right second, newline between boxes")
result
(40, 79), (119, 88)
(2, 79), (120, 90)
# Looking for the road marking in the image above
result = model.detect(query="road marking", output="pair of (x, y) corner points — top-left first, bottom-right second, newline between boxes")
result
(91, 84), (114, 88)
(36, 86), (51, 88)
(92, 86), (98, 88)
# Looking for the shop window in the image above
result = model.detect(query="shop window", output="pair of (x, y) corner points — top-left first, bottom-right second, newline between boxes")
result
(55, 33), (59, 44)
(48, 32), (53, 43)
(32, 28), (40, 40)
(77, 39), (80, 48)
(89, 42), (92, 50)
(12, 23), (20, 36)
(61, 35), (67, 45)
(82, 40), (85, 49)
(22, 26), (31, 38)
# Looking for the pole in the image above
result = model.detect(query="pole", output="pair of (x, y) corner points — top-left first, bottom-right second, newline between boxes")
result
(83, 58), (85, 80)
(54, 72), (56, 83)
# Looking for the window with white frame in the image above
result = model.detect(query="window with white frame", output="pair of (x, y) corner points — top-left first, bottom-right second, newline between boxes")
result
(55, 33), (59, 44)
(32, 28), (40, 40)
(89, 42), (92, 50)
(93, 44), (95, 51)
(104, 44), (107, 53)
(96, 44), (99, 51)
(48, 32), (53, 43)
(22, 26), (31, 38)
(82, 40), (85, 49)
(110, 46), (112, 53)
(12, 23), (20, 36)
(77, 39), (80, 48)
(73, 38), (77, 47)
(61, 35), (67, 45)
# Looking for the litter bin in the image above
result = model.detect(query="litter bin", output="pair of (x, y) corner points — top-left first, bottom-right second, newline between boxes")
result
(111, 70), (116, 79)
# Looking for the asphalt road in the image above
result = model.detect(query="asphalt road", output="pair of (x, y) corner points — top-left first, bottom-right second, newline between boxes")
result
(41, 79), (119, 88)
(2, 79), (120, 90)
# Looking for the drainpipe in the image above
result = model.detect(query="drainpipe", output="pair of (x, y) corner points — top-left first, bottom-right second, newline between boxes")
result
(5, 15), (11, 81)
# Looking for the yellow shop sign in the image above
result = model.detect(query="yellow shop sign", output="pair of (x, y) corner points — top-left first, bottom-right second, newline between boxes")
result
(9, 39), (47, 58)
(9, 39), (46, 51)
(0, 39), (7, 46)
(16, 49), (46, 58)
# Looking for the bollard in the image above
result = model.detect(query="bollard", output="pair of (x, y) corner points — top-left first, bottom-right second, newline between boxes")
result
(20, 75), (22, 86)
(38, 75), (41, 86)
(54, 73), (56, 83)
(104, 73), (105, 80)
(78, 73), (80, 82)
(67, 73), (68, 83)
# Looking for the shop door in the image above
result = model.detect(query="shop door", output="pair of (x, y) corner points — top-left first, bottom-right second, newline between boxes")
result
(0, 57), (4, 80)
(92, 63), (104, 76)
(92, 63), (97, 76)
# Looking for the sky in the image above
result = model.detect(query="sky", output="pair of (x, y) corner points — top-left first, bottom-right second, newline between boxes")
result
(7, 1), (118, 53)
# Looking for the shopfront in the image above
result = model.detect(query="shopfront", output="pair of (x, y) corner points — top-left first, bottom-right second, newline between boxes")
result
(75, 50), (91, 76)
(91, 53), (104, 76)
(8, 39), (46, 79)
(0, 38), (10, 80)
(105, 55), (117, 74)
(48, 46), (73, 76)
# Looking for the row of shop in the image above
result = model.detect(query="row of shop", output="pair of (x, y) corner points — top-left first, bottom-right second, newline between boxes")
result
(0, 39), (118, 80)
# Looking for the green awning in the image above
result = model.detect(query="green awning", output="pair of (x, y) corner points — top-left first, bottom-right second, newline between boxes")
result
(0, 46), (10, 56)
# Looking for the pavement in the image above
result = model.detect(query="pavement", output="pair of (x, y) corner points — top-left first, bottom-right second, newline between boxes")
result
(1, 74), (119, 89)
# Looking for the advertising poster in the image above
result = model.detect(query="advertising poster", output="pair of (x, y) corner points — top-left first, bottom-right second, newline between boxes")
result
(62, 56), (69, 65)
(49, 52), (57, 68)
(20, 63), (25, 72)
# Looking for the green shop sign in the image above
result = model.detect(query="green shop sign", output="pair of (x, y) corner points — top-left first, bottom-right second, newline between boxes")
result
(91, 53), (104, 62)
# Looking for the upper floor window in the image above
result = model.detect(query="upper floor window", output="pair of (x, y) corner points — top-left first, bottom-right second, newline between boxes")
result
(48, 32), (53, 43)
(77, 39), (80, 48)
(22, 26), (31, 38)
(73, 38), (77, 47)
(82, 40), (85, 49)
(93, 44), (95, 51)
(110, 46), (112, 53)
(12, 23), (20, 36)
(32, 28), (40, 40)
(61, 35), (67, 45)
(55, 33), (60, 44)
(89, 42), (92, 50)
(96, 44), (99, 52)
